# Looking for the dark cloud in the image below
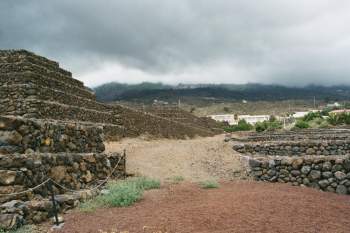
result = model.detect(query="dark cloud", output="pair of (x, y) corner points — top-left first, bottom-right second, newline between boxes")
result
(1, 0), (350, 86)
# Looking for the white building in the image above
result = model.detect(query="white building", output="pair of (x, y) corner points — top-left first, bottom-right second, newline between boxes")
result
(209, 114), (270, 125)
(238, 115), (270, 125)
(208, 114), (236, 125)
(292, 110), (319, 119)
(327, 102), (341, 108)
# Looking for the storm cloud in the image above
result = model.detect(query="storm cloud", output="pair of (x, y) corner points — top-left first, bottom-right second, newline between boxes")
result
(1, 0), (350, 87)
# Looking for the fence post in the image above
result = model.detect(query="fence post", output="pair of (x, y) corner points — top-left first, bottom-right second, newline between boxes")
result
(123, 149), (127, 178)
(47, 180), (59, 226)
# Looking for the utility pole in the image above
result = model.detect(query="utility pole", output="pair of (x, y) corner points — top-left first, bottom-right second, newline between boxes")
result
(313, 96), (316, 109)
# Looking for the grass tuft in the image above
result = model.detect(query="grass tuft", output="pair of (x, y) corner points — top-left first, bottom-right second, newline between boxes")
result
(0, 225), (34, 233)
(129, 177), (161, 190)
(168, 176), (185, 184)
(199, 180), (220, 189)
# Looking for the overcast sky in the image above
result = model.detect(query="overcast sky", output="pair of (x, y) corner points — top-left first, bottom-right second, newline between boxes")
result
(1, 1), (350, 87)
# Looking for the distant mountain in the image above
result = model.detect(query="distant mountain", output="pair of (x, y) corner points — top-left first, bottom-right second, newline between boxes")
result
(93, 82), (350, 103)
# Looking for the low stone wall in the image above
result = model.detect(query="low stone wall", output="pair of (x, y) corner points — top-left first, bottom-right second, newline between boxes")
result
(238, 130), (350, 142)
(233, 140), (350, 156)
(0, 116), (105, 154)
(0, 152), (125, 228)
(0, 189), (99, 228)
(248, 155), (350, 194)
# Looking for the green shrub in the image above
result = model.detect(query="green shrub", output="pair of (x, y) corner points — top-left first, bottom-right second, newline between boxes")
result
(129, 177), (161, 190)
(199, 180), (220, 189)
(327, 113), (350, 125)
(266, 121), (282, 131)
(255, 122), (267, 132)
(269, 115), (277, 122)
(97, 182), (143, 207)
(294, 120), (310, 129)
(80, 177), (160, 211)
(302, 112), (322, 122)
(319, 120), (330, 128)
(223, 119), (253, 132)
(255, 120), (282, 133)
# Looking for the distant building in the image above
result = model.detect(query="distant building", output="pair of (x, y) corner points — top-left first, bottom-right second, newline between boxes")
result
(153, 99), (169, 105)
(238, 115), (270, 125)
(292, 112), (309, 118)
(209, 114), (270, 125)
(292, 110), (319, 119)
(327, 102), (341, 108)
(329, 109), (350, 115)
(208, 114), (236, 125)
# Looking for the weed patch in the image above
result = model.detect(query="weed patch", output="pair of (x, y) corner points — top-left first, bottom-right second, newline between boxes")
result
(80, 177), (160, 212)
(169, 176), (185, 184)
(199, 180), (220, 189)
(0, 225), (34, 233)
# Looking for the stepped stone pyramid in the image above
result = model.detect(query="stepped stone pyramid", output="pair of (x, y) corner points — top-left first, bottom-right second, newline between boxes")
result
(0, 50), (126, 228)
(0, 49), (220, 141)
(0, 50), (125, 138)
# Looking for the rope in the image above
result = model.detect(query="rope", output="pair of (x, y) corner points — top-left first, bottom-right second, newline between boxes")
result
(0, 155), (124, 197)
(50, 156), (123, 192)
(0, 179), (51, 197)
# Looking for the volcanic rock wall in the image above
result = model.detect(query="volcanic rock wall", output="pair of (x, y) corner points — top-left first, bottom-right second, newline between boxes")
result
(234, 129), (350, 195)
(248, 156), (350, 194)
(0, 50), (127, 229)
(0, 50), (123, 127)
(233, 140), (350, 156)
(0, 116), (105, 154)
(0, 50), (220, 139)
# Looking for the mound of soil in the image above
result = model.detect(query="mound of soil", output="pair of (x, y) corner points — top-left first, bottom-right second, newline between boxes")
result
(55, 181), (350, 233)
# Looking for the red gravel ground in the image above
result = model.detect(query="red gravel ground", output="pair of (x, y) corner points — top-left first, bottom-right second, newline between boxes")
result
(56, 181), (350, 233)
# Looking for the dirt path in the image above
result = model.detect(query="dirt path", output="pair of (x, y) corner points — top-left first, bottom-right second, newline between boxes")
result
(57, 181), (350, 233)
(105, 134), (243, 182)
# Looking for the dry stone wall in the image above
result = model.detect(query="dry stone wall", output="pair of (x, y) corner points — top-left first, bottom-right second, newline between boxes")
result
(248, 155), (350, 194)
(0, 152), (125, 228)
(0, 114), (126, 229)
(0, 152), (125, 204)
(234, 128), (350, 196)
(234, 140), (350, 156)
(0, 116), (105, 155)
(238, 129), (350, 142)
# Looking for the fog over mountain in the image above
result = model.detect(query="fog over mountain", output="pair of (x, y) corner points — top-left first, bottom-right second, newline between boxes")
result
(1, 1), (350, 87)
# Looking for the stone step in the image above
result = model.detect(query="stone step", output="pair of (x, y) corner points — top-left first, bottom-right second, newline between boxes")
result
(0, 72), (96, 100)
(0, 99), (122, 125)
(0, 62), (81, 87)
(0, 49), (59, 70)
(0, 84), (113, 112)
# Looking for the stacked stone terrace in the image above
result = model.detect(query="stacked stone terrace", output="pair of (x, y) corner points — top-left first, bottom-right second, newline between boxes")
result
(0, 50), (125, 136)
(145, 106), (223, 134)
(233, 129), (350, 195)
(0, 50), (126, 229)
